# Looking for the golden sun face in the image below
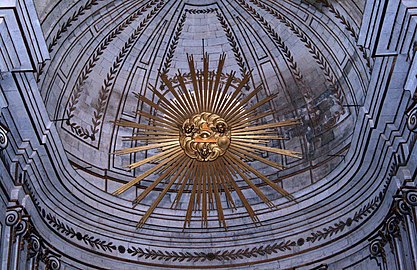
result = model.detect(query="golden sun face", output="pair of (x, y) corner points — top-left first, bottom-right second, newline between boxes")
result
(113, 54), (301, 229)
(180, 112), (231, 162)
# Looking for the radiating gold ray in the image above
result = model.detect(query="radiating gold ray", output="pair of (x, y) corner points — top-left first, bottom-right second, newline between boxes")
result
(202, 164), (208, 227)
(217, 73), (250, 116)
(187, 54), (201, 112)
(136, 155), (190, 228)
(136, 94), (184, 125)
(113, 141), (179, 156)
(196, 162), (203, 211)
(177, 73), (198, 113)
(226, 93), (277, 124)
(133, 154), (188, 206)
(184, 164), (198, 228)
(135, 111), (178, 128)
(207, 72), (215, 112)
(209, 53), (226, 112)
(203, 53), (209, 112)
(232, 138), (270, 144)
(208, 162), (226, 228)
(228, 143), (266, 158)
(114, 119), (176, 133)
(223, 155), (275, 208)
(133, 130), (178, 138)
(220, 156), (259, 223)
(112, 150), (183, 195)
(232, 130), (285, 136)
(222, 84), (263, 121)
(213, 71), (235, 114)
(207, 169), (214, 210)
(198, 71), (204, 113)
(229, 146), (285, 170)
(231, 110), (275, 130)
(227, 93), (277, 124)
(114, 54), (304, 229)
(232, 119), (301, 132)
(123, 138), (177, 145)
(171, 160), (196, 209)
(148, 84), (189, 119)
(160, 74), (194, 117)
(233, 140), (301, 158)
(122, 135), (179, 142)
(127, 146), (180, 170)
(233, 135), (287, 140)
(213, 159), (236, 209)
(226, 153), (294, 201)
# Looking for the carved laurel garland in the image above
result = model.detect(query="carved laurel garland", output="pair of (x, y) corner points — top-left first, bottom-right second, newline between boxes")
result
(160, 8), (248, 83)
(307, 195), (381, 243)
(36, 0), (104, 81)
(238, 4), (303, 85)
(48, 0), (102, 53)
(317, 0), (372, 71)
(238, 0), (345, 114)
(216, 10), (249, 78)
(46, 214), (117, 252)
(24, 172), (389, 264)
(65, 0), (162, 141)
(160, 13), (187, 78)
(128, 240), (296, 262)
(24, 179), (118, 253)
(90, 0), (166, 139)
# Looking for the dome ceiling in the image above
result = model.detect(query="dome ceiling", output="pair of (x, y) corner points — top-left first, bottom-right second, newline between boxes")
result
(33, 0), (370, 267)
(39, 0), (367, 197)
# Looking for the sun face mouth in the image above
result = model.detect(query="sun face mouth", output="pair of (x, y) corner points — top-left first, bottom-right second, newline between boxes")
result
(179, 112), (231, 162)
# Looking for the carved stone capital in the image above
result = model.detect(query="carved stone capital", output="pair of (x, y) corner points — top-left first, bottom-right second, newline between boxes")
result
(403, 188), (417, 207)
(407, 105), (417, 132)
(5, 208), (21, 227)
(386, 215), (402, 239)
(23, 222), (61, 270)
(0, 122), (8, 150)
(369, 237), (387, 264)
(5, 206), (61, 269)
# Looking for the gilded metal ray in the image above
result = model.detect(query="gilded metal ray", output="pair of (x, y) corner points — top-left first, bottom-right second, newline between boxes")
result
(113, 54), (302, 229)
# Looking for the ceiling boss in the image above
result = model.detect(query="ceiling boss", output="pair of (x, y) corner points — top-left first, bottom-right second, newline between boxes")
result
(113, 53), (302, 229)
(180, 112), (231, 162)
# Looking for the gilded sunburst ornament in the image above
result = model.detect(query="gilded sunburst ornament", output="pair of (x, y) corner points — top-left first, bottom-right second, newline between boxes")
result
(113, 54), (301, 229)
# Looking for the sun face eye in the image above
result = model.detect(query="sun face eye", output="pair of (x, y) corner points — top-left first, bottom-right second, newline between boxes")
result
(183, 124), (194, 134)
(216, 123), (226, 133)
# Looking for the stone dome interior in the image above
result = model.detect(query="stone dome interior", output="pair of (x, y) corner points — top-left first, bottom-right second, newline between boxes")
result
(38, 0), (366, 212)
